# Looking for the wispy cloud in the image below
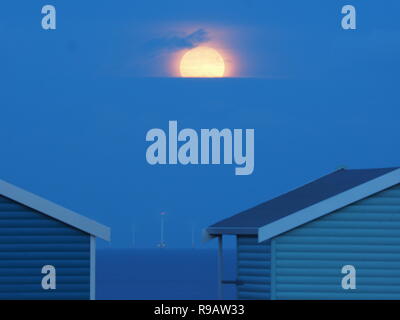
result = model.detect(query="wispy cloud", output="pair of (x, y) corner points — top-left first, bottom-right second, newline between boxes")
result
(146, 29), (210, 54)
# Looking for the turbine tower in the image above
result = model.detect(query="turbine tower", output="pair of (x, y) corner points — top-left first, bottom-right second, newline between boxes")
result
(157, 211), (166, 248)
(132, 223), (136, 248)
(192, 222), (196, 249)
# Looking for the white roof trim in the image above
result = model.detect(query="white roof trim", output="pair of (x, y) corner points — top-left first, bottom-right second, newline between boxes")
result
(0, 179), (110, 241)
(258, 168), (400, 243)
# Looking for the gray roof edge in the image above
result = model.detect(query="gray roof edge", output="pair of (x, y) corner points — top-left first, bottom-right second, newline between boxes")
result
(0, 179), (110, 241)
(257, 168), (400, 243)
(207, 227), (258, 235)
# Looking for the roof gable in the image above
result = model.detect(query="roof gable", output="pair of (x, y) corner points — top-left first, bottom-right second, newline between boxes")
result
(206, 167), (400, 242)
(0, 179), (110, 241)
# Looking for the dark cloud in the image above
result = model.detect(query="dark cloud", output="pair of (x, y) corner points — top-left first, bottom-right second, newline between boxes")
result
(146, 29), (210, 54)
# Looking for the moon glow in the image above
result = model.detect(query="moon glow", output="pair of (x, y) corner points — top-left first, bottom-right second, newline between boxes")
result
(179, 47), (225, 78)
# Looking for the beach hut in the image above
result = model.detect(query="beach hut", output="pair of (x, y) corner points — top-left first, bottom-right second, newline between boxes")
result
(0, 179), (110, 300)
(205, 167), (400, 299)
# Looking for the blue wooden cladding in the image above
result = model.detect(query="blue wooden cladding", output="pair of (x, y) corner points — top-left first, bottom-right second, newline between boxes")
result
(0, 195), (91, 299)
(0, 179), (110, 300)
(272, 184), (400, 300)
(207, 168), (400, 299)
(237, 236), (271, 299)
(234, 184), (400, 299)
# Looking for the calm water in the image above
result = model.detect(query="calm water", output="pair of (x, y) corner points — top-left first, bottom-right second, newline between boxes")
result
(96, 248), (236, 300)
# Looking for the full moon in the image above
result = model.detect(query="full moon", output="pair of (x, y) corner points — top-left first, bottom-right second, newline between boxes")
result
(180, 47), (225, 78)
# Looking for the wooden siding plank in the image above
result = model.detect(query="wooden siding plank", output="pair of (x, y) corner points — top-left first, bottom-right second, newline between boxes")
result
(237, 236), (271, 300)
(0, 195), (91, 299)
(273, 183), (400, 299)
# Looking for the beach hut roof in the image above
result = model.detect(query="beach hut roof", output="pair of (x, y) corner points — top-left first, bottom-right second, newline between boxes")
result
(0, 179), (110, 241)
(207, 167), (400, 243)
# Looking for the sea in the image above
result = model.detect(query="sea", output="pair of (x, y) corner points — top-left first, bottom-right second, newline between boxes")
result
(96, 248), (237, 300)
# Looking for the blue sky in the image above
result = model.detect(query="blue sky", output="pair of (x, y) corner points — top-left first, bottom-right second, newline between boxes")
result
(1, 0), (400, 248)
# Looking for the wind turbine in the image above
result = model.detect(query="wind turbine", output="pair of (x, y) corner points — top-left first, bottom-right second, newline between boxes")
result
(157, 211), (166, 248)
(132, 223), (136, 248)
(192, 222), (196, 249)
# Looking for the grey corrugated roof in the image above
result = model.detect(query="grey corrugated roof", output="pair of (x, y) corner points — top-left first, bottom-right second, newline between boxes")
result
(207, 167), (399, 236)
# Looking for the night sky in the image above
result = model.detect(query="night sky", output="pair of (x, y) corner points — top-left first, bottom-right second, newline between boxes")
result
(1, 0), (399, 248)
